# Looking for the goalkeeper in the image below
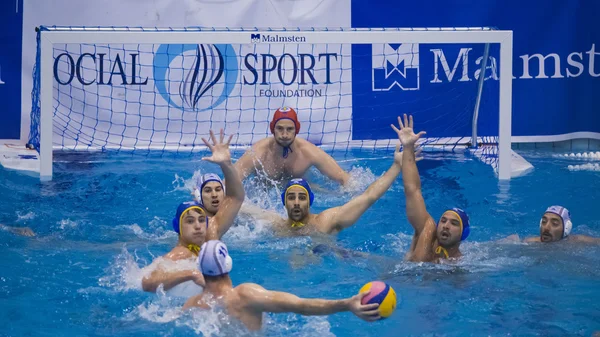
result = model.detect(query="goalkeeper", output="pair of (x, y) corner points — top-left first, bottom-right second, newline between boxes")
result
(234, 107), (351, 186)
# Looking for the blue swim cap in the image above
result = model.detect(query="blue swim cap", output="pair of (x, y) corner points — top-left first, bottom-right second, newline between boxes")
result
(172, 201), (208, 235)
(440, 207), (470, 241)
(281, 178), (314, 206)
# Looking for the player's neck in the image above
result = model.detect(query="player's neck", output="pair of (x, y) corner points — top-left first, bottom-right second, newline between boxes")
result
(286, 214), (311, 228)
(434, 241), (461, 258)
(204, 276), (234, 295)
(270, 137), (297, 151)
(175, 240), (201, 257)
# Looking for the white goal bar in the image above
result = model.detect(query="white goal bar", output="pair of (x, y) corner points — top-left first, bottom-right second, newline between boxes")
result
(37, 27), (513, 181)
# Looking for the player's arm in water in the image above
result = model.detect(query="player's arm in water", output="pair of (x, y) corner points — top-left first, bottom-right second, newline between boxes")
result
(0, 224), (35, 237)
(309, 144), (351, 186)
(142, 261), (205, 292)
(233, 141), (264, 181)
(239, 202), (285, 224)
(568, 235), (600, 243)
(222, 283), (380, 321)
(316, 143), (420, 235)
(141, 246), (205, 292)
(201, 130), (246, 239)
(499, 234), (600, 244)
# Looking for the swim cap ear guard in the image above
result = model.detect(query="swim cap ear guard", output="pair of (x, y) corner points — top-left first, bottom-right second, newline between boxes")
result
(172, 201), (209, 235)
(281, 178), (315, 206)
(439, 207), (470, 241)
(540, 205), (572, 238)
(199, 240), (233, 276)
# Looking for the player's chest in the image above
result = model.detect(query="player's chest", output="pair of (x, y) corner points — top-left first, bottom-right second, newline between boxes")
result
(264, 153), (310, 175)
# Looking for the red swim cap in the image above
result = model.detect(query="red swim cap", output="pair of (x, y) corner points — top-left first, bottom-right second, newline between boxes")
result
(269, 107), (300, 134)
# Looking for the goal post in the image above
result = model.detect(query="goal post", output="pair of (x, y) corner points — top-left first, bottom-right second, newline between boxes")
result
(31, 26), (513, 181)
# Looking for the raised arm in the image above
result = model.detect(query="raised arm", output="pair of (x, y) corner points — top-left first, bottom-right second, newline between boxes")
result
(202, 130), (246, 239)
(392, 114), (432, 236)
(238, 283), (379, 321)
(317, 144), (416, 234)
(311, 146), (351, 185)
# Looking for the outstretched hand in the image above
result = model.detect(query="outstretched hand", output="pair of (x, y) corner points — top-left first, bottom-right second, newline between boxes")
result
(348, 291), (381, 322)
(391, 114), (426, 147)
(202, 129), (233, 165)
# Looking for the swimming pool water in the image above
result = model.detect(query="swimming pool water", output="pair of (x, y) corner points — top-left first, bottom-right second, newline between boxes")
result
(1, 149), (599, 337)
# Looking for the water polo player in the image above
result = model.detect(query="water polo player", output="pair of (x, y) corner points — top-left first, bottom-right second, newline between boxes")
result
(246, 131), (421, 236)
(506, 206), (600, 244)
(393, 114), (470, 262)
(234, 107), (351, 186)
(183, 240), (381, 330)
(142, 129), (245, 294)
(193, 173), (225, 216)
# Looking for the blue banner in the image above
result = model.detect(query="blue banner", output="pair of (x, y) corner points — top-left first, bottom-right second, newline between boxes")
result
(0, 0), (23, 140)
(351, 0), (600, 139)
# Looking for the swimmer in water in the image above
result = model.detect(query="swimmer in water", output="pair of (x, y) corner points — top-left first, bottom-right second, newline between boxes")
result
(244, 128), (422, 237)
(0, 224), (35, 237)
(393, 114), (470, 263)
(192, 173), (225, 217)
(183, 240), (380, 331)
(142, 130), (245, 293)
(502, 206), (600, 244)
(234, 107), (351, 186)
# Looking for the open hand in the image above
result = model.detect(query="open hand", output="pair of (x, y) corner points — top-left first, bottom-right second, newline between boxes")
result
(348, 291), (381, 322)
(202, 129), (233, 165)
(391, 114), (426, 147)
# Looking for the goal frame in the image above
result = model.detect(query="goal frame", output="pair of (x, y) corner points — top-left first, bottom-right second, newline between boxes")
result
(36, 27), (513, 181)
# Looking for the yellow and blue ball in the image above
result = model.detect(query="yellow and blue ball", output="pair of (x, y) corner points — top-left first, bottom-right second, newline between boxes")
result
(359, 281), (397, 319)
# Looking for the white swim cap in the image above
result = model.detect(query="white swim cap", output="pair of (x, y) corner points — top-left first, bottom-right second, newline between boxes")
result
(541, 205), (572, 238)
(195, 173), (225, 205)
(198, 240), (233, 276)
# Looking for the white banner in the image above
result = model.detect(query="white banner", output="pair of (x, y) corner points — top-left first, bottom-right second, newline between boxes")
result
(21, 0), (351, 146)
(49, 38), (351, 149)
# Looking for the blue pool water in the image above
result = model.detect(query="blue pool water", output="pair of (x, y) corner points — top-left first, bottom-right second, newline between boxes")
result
(1, 149), (599, 337)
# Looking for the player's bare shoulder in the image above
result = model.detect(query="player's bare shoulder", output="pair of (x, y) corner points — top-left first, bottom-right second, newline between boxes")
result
(246, 138), (271, 158)
(253, 137), (271, 151)
(294, 138), (318, 157)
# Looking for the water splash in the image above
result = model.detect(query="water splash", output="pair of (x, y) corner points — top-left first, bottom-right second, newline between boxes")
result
(98, 246), (146, 292)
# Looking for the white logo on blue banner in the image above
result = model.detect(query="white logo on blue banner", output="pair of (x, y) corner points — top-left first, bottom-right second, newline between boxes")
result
(372, 43), (419, 91)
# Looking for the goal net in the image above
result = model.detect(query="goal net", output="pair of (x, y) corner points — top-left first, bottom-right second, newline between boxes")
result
(28, 26), (513, 180)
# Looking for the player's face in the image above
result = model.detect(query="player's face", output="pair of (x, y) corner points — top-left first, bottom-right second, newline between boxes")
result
(539, 212), (564, 242)
(201, 181), (224, 214)
(274, 119), (297, 147)
(436, 211), (462, 247)
(285, 186), (310, 221)
(180, 209), (207, 245)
